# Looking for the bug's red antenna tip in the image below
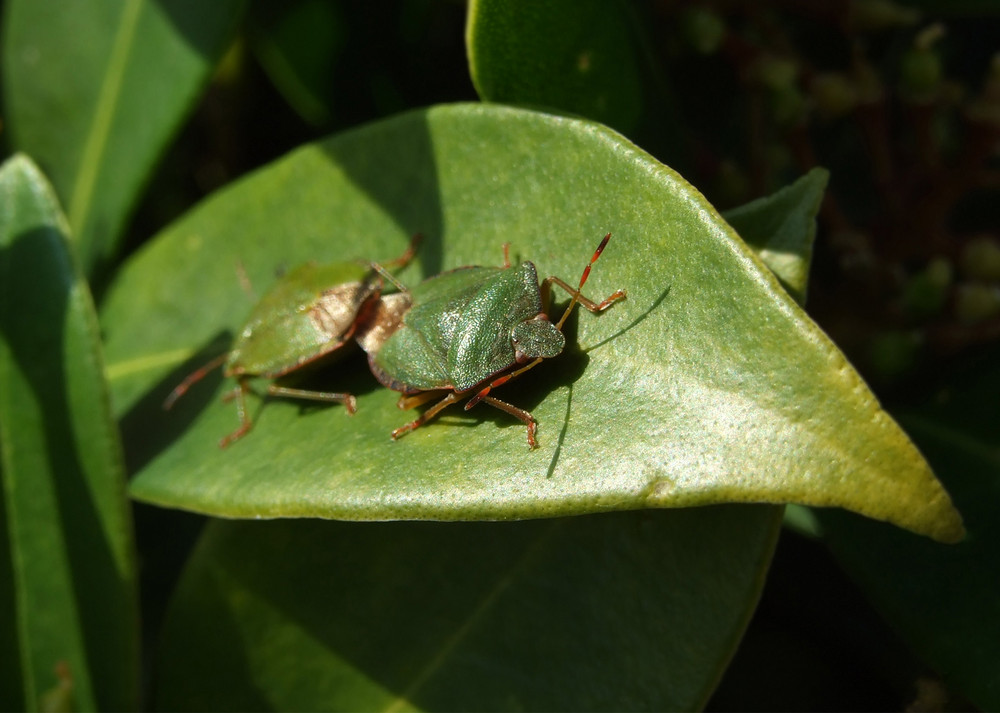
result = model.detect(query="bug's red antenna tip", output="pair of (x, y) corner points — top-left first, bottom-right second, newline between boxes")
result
(594, 232), (612, 259)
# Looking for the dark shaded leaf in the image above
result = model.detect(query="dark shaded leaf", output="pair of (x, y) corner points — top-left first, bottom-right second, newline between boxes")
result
(817, 347), (1000, 709)
(0, 155), (138, 710)
(158, 508), (780, 711)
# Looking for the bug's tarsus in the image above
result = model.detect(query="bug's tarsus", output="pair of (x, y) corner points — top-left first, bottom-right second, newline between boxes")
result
(163, 352), (229, 410)
(501, 242), (512, 269)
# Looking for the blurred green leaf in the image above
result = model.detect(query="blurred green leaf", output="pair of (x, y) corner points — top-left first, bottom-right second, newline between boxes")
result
(0, 155), (138, 710)
(467, 0), (644, 135)
(723, 168), (827, 304)
(1, 0), (245, 277)
(101, 104), (961, 541)
(247, 0), (347, 126)
(158, 507), (780, 710)
(893, 0), (1000, 14)
(816, 347), (1000, 709)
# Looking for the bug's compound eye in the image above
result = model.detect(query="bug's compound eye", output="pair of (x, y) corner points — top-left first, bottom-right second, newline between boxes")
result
(511, 315), (565, 361)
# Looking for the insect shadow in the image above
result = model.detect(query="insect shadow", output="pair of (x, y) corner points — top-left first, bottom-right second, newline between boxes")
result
(589, 283), (671, 352)
(120, 332), (233, 476)
(319, 111), (446, 278)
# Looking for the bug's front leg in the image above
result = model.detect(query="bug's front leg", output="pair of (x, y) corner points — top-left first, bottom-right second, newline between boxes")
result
(541, 275), (627, 314)
(480, 395), (538, 449)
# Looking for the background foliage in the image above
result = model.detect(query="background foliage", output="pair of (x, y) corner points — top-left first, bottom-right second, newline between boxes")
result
(1, 0), (997, 710)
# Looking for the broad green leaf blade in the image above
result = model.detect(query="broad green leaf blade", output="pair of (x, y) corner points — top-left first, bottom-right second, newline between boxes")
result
(101, 104), (962, 542)
(1, 0), (245, 277)
(0, 156), (138, 710)
(467, 0), (643, 135)
(0, 483), (24, 710)
(815, 348), (1000, 709)
(723, 168), (828, 304)
(157, 508), (780, 710)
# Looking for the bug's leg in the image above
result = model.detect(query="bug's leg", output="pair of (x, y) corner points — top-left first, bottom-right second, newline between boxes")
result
(541, 276), (626, 314)
(361, 234), (422, 294)
(537, 233), (627, 329)
(464, 358), (543, 410)
(367, 233), (423, 291)
(391, 392), (460, 440)
(397, 390), (443, 410)
(501, 242), (511, 269)
(480, 395), (538, 449)
(381, 233), (422, 270)
(163, 352), (229, 410)
(265, 385), (357, 414)
(219, 378), (253, 448)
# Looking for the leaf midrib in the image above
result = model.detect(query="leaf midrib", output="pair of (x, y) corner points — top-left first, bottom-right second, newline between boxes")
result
(380, 521), (560, 712)
(68, 0), (142, 239)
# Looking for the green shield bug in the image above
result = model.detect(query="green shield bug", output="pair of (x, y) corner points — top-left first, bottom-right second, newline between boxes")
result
(365, 233), (626, 449)
(164, 237), (419, 447)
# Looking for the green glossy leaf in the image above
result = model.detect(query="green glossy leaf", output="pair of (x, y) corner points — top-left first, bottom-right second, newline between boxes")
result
(1, 0), (245, 276)
(158, 508), (780, 710)
(101, 104), (962, 542)
(0, 155), (138, 710)
(467, 0), (644, 135)
(815, 347), (1000, 709)
(727, 171), (827, 538)
(723, 168), (827, 304)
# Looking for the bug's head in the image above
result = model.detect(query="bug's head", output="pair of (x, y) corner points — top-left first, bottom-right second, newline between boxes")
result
(511, 315), (565, 363)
